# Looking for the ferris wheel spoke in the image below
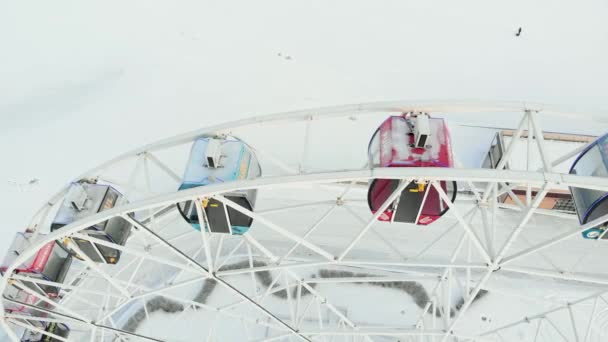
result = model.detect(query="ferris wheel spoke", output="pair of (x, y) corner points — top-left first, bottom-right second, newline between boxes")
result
(194, 198), (215, 273)
(582, 297), (601, 342)
(7, 318), (70, 342)
(127, 154), (145, 190)
(131, 276), (207, 301)
(258, 200), (337, 216)
(278, 204), (338, 264)
(243, 140), (301, 176)
(245, 240), (261, 300)
(433, 181), (492, 265)
(493, 183), (551, 265)
(145, 229), (198, 251)
(4, 292), (164, 342)
(70, 232), (204, 277)
(496, 202), (577, 221)
(480, 111), (529, 203)
(145, 151), (182, 184)
(95, 283), (114, 335)
(217, 259), (340, 280)
(566, 304), (581, 342)
(213, 274), (312, 341)
(216, 239), (247, 271)
(10, 281), (91, 323)
(410, 206), (478, 261)
(296, 292), (316, 329)
(100, 237), (312, 341)
(283, 273), (297, 327)
(4, 313), (77, 326)
(216, 274), (289, 313)
(439, 268), (494, 342)
(58, 268), (100, 309)
(515, 234), (562, 272)
(8, 274), (121, 300)
(454, 158), (482, 203)
(63, 238), (132, 299)
(98, 176), (162, 198)
(497, 182), (527, 210)
(216, 195), (335, 261)
(243, 233), (280, 263)
(217, 263), (375, 341)
(285, 271), (375, 342)
(480, 290), (607, 339)
(122, 214), (211, 276)
(501, 266), (608, 287)
(545, 316), (571, 342)
(338, 179), (411, 262)
(213, 234), (225, 270)
(299, 115), (313, 174)
(527, 111), (553, 173)
(414, 228), (471, 330)
(96, 324), (166, 342)
(542, 143), (589, 172)
(139, 204), (180, 234)
(500, 212), (608, 267)
(95, 279), (219, 328)
(2, 296), (83, 328)
(479, 204), (496, 261)
(342, 205), (409, 261)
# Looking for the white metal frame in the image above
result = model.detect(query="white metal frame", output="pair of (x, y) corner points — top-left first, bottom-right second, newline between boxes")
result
(3, 101), (608, 342)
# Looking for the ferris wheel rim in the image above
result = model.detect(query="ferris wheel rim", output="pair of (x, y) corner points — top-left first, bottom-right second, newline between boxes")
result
(7, 166), (608, 271)
(4, 102), (608, 342)
(73, 99), (608, 172)
(3, 167), (608, 331)
(25, 100), (608, 232)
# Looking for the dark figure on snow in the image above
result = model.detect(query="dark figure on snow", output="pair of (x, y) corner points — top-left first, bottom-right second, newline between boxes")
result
(515, 27), (522, 37)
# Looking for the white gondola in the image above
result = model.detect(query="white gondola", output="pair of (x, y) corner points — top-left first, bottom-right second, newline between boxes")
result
(51, 182), (131, 264)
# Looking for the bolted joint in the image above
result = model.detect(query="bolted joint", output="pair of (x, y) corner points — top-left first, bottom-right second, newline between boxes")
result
(488, 263), (501, 272)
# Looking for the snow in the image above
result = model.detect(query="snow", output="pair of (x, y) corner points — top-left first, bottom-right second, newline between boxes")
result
(2, 1), (608, 340)
(2, 0), (608, 251)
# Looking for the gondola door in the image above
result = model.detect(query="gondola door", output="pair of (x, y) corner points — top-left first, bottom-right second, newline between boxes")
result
(393, 181), (429, 224)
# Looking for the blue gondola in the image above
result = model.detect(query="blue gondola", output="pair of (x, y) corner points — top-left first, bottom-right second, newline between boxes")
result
(569, 133), (608, 239)
(177, 137), (262, 235)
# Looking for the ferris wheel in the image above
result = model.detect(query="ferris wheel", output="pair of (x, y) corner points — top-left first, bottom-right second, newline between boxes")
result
(1, 101), (608, 342)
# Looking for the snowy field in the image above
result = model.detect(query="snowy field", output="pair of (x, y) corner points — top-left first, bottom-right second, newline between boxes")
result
(2, 1), (608, 341)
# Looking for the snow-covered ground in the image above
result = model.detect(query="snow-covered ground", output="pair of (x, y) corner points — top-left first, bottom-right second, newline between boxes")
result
(2, 0), (608, 254)
(2, 1), (608, 340)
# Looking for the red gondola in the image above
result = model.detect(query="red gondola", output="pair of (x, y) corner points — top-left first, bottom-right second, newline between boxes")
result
(0, 233), (72, 298)
(367, 113), (457, 225)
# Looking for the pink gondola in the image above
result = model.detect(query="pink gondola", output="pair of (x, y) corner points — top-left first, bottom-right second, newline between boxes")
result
(367, 113), (457, 225)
